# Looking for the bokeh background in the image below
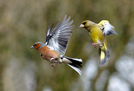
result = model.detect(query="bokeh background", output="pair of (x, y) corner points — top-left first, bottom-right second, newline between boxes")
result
(0, 0), (134, 91)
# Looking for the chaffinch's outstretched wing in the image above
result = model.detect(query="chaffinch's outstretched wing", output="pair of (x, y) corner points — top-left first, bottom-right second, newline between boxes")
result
(45, 15), (74, 55)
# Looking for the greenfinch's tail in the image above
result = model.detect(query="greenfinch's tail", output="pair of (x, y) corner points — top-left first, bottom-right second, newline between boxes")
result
(99, 43), (110, 65)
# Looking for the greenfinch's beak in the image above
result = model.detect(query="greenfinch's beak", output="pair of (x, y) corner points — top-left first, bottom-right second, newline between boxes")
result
(79, 24), (84, 28)
(31, 46), (35, 49)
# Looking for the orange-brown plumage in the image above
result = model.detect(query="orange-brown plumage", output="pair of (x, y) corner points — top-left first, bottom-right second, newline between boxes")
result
(32, 42), (60, 62)
(39, 46), (60, 61)
(33, 43), (41, 50)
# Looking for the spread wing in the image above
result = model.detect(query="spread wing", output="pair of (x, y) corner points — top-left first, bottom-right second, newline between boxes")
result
(45, 15), (74, 55)
(102, 22), (117, 35)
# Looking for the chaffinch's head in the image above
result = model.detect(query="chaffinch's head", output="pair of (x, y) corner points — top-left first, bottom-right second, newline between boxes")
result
(31, 42), (45, 50)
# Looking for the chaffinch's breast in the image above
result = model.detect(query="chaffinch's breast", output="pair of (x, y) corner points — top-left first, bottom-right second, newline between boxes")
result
(39, 46), (60, 61)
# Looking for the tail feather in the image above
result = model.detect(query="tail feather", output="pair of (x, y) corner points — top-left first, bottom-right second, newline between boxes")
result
(63, 57), (82, 75)
(67, 64), (82, 75)
(99, 43), (110, 65)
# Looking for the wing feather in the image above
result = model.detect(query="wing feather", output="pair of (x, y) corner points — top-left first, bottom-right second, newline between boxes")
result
(103, 22), (117, 35)
(100, 21), (117, 35)
(45, 15), (74, 55)
(45, 24), (51, 44)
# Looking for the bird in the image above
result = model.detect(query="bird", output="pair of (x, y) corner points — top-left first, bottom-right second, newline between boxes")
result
(31, 15), (82, 75)
(80, 20), (110, 65)
(98, 20), (117, 35)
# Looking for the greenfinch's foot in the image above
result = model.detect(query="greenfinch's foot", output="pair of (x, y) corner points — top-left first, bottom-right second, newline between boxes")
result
(92, 43), (100, 48)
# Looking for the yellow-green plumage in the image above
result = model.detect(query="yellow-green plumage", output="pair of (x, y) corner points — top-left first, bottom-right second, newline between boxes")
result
(80, 20), (110, 65)
(89, 25), (104, 44)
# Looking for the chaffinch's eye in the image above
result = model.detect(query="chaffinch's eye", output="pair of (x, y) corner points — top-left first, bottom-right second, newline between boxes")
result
(34, 44), (37, 46)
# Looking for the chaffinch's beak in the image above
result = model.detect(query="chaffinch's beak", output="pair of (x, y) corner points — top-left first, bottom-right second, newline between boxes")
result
(31, 46), (35, 49)
(79, 24), (84, 28)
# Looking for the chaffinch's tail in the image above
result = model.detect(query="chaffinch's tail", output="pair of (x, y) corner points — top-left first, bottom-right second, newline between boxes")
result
(62, 56), (82, 75)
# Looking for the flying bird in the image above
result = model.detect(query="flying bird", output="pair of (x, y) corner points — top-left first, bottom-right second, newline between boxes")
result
(80, 20), (110, 65)
(31, 15), (82, 75)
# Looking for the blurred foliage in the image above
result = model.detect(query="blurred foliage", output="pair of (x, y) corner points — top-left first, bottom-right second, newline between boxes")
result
(0, 0), (134, 91)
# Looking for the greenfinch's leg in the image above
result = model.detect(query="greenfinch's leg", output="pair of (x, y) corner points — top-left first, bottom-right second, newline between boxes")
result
(92, 43), (100, 48)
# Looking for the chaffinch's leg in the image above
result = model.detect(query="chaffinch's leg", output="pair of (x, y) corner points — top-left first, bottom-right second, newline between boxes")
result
(50, 58), (55, 62)
(51, 63), (56, 67)
(50, 58), (63, 67)
(50, 58), (62, 63)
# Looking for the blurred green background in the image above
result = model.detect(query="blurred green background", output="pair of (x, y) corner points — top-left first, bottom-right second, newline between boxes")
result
(0, 0), (134, 91)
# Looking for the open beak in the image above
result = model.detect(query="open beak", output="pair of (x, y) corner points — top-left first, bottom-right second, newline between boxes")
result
(31, 46), (34, 49)
(79, 24), (84, 28)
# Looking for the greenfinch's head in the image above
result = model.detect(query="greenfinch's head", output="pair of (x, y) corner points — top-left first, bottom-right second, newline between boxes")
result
(80, 20), (95, 31)
(31, 42), (45, 50)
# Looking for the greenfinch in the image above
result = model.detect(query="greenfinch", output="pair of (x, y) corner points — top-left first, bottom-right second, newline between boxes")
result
(80, 20), (110, 65)
(98, 20), (117, 35)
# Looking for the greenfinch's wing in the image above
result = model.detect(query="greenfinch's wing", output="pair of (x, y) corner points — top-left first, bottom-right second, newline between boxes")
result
(102, 21), (117, 35)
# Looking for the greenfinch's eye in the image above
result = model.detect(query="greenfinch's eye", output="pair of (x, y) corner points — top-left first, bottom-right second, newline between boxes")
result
(82, 22), (86, 25)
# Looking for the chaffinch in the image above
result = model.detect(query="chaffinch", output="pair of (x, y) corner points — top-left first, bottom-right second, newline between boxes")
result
(31, 15), (82, 75)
